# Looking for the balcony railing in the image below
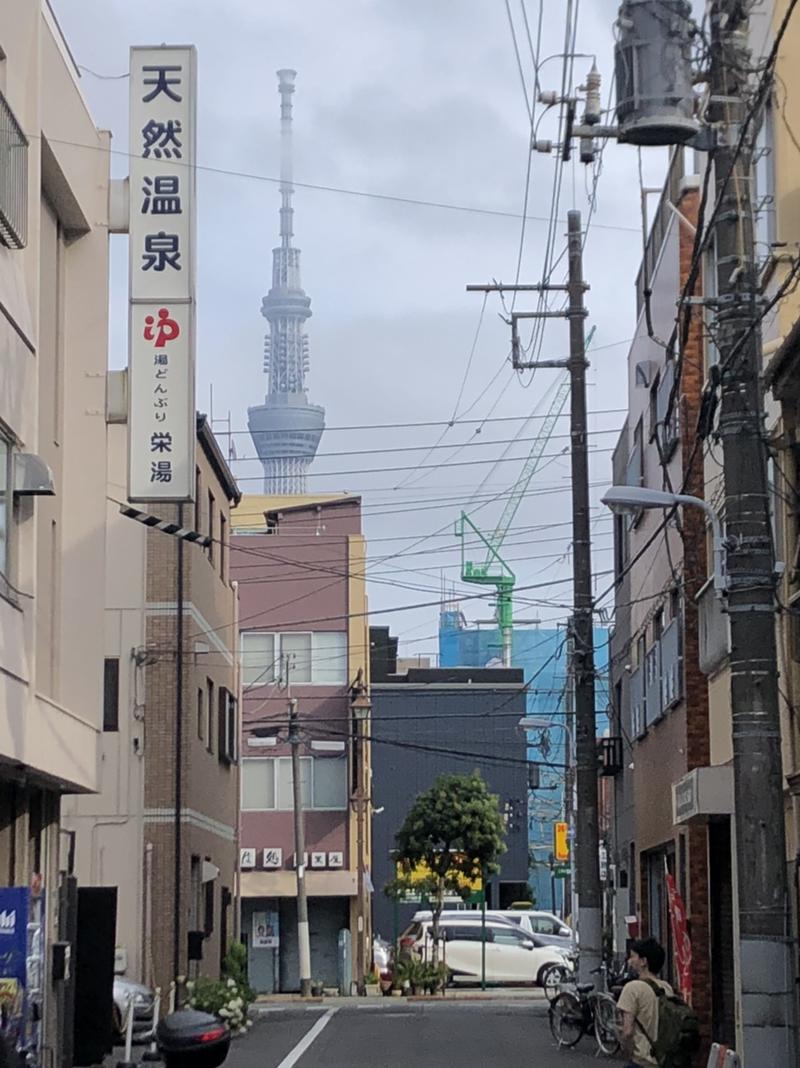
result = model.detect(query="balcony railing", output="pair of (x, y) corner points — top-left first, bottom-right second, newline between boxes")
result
(0, 90), (28, 250)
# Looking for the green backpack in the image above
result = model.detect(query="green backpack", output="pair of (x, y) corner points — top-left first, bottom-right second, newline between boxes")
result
(636, 979), (701, 1068)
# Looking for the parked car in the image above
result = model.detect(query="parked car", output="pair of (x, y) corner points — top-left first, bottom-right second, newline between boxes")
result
(406, 908), (575, 952)
(113, 976), (156, 1044)
(399, 916), (571, 985)
(494, 909), (576, 951)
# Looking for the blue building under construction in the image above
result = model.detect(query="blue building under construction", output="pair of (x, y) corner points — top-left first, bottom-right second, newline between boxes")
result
(439, 608), (609, 914)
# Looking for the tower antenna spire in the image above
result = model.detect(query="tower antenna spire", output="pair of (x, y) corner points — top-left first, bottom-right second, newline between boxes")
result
(278, 68), (295, 249)
(247, 70), (325, 495)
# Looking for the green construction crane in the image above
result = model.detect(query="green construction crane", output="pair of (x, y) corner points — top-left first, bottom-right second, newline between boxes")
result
(455, 327), (595, 666)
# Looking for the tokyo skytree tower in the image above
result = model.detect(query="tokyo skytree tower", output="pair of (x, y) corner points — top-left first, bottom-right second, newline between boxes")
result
(248, 70), (325, 494)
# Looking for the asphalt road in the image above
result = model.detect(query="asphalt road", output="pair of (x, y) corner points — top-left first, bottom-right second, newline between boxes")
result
(227, 999), (615, 1068)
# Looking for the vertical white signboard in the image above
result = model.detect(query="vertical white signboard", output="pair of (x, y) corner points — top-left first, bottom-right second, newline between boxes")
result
(128, 46), (197, 501)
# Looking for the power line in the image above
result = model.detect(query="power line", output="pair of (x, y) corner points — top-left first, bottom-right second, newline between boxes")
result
(33, 131), (642, 233)
(229, 445), (612, 482)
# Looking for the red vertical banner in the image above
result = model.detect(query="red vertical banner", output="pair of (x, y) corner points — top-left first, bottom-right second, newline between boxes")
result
(665, 871), (692, 1003)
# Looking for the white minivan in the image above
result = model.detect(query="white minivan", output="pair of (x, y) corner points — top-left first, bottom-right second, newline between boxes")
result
(495, 910), (575, 950)
(400, 915), (570, 985)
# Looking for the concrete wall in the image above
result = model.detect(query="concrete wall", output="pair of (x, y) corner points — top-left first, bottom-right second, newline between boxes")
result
(0, 0), (109, 796)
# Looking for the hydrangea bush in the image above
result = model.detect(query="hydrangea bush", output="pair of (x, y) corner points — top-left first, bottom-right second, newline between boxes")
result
(183, 942), (255, 1036)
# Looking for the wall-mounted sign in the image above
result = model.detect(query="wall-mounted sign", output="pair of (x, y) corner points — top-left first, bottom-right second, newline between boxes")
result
(311, 852), (326, 869)
(128, 46), (197, 501)
(327, 852), (343, 869)
(252, 910), (279, 949)
(240, 848), (256, 870)
(262, 848), (282, 869)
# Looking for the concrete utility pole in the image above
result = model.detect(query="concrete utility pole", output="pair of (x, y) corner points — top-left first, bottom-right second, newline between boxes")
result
(288, 671), (312, 998)
(565, 211), (601, 982)
(173, 503), (185, 989)
(465, 213), (600, 981)
(709, 3), (797, 1058)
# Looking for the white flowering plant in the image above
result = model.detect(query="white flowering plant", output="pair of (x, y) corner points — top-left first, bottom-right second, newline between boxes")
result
(184, 943), (255, 1036)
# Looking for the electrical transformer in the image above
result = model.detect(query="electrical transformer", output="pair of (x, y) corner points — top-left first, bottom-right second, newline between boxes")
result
(614, 0), (698, 146)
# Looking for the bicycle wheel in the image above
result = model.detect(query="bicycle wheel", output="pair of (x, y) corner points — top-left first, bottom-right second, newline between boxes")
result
(549, 990), (585, 1048)
(592, 993), (620, 1056)
(542, 963), (571, 1004)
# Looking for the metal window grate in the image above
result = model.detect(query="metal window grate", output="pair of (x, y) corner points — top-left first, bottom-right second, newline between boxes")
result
(0, 91), (28, 250)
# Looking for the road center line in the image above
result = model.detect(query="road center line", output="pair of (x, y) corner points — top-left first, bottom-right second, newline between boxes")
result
(276, 1007), (338, 1067)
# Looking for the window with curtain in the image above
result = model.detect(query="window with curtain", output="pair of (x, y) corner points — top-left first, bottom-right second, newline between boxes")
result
(241, 756), (347, 810)
(281, 632), (312, 683)
(276, 756), (312, 809)
(312, 756), (348, 809)
(311, 631), (347, 684)
(241, 759), (276, 810)
(241, 632), (276, 688)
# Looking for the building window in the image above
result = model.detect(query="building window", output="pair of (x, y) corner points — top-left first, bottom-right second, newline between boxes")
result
(240, 631), (347, 688)
(206, 678), (215, 754)
(241, 758), (276, 810)
(0, 91), (28, 250)
(207, 491), (215, 565)
(0, 434), (11, 597)
(281, 632), (312, 683)
(613, 513), (629, 582)
(197, 687), (205, 743)
(220, 514), (227, 581)
(312, 756), (349, 809)
(276, 756), (312, 809)
(218, 687), (237, 765)
(195, 468), (202, 537)
(241, 756), (348, 811)
(241, 632), (276, 689)
(103, 658), (120, 732)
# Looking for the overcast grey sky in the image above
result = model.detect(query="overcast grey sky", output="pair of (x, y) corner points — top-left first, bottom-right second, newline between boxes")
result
(55, 0), (670, 658)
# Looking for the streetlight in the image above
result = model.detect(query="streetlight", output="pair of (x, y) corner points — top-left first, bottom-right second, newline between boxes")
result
(519, 717), (577, 953)
(601, 485), (726, 597)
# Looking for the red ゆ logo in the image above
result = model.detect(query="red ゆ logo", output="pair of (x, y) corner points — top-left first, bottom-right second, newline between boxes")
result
(143, 307), (180, 348)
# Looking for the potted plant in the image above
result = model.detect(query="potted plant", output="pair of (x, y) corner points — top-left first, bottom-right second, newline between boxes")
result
(310, 979), (324, 998)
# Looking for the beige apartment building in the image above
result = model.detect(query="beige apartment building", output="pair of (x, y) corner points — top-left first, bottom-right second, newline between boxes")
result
(0, 2), (112, 1059)
(64, 417), (241, 998)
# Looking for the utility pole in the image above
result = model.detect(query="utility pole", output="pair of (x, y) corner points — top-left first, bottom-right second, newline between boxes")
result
(710, 4), (796, 1057)
(466, 211), (600, 982)
(565, 211), (601, 982)
(288, 663), (312, 998)
(173, 502), (185, 988)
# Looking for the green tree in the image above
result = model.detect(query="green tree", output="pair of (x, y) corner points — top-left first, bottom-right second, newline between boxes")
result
(386, 772), (506, 966)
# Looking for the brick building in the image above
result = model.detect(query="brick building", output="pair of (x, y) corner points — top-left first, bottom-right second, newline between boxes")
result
(608, 146), (730, 1051)
(64, 415), (241, 997)
(231, 494), (371, 994)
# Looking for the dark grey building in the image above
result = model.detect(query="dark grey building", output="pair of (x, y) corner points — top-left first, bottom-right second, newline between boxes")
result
(370, 629), (530, 941)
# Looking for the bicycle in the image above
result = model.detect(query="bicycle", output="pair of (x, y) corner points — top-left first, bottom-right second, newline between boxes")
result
(548, 964), (623, 1056)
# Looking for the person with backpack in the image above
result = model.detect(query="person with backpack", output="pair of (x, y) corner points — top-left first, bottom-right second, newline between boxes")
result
(617, 936), (700, 1068)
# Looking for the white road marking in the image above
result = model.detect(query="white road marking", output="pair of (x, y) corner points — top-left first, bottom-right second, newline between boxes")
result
(276, 1007), (338, 1067)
